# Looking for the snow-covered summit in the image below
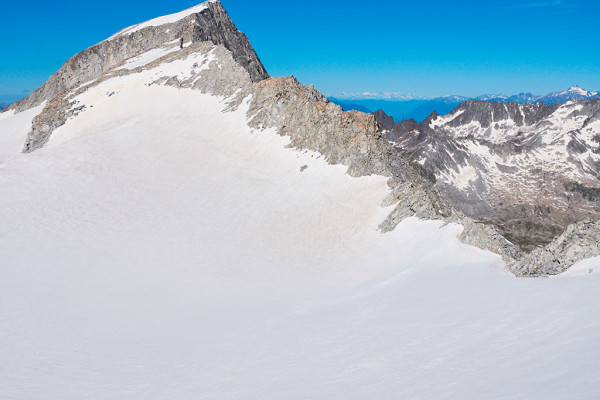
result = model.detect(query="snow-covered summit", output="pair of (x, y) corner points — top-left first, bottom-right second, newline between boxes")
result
(452, 86), (600, 106)
(537, 85), (600, 105)
(107, 0), (220, 39)
(563, 85), (594, 95)
(475, 94), (508, 101)
(441, 95), (468, 102)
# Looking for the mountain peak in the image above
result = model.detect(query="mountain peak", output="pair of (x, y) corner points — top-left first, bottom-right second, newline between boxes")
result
(540, 85), (599, 105)
(12, 0), (268, 114)
(566, 85), (588, 94)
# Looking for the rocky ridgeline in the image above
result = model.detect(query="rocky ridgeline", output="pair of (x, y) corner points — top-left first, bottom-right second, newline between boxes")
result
(8, 1), (600, 276)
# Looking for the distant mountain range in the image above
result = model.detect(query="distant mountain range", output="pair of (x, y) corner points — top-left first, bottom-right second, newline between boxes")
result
(472, 86), (600, 105)
(331, 86), (600, 122)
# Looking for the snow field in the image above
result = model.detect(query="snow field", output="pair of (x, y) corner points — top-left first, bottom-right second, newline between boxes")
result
(0, 53), (599, 399)
(107, 0), (218, 40)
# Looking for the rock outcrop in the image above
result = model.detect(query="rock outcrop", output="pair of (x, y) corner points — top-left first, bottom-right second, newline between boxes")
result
(511, 219), (600, 275)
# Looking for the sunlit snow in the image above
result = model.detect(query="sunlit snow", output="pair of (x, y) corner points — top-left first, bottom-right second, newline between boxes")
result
(1, 50), (599, 399)
(107, 0), (218, 40)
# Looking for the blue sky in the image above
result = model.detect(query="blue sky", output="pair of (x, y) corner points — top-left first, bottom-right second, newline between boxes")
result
(1, 0), (598, 102)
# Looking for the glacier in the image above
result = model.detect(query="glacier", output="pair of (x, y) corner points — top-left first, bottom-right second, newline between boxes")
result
(0, 1), (599, 398)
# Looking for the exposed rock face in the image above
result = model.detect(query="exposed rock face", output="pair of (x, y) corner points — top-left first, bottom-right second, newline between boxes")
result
(377, 99), (600, 251)
(6, 1), (599, 276)
(373, 109), (394, 131)
(248, 79), (390, 177)
(511, 219), (600, 275)
(457, 218), (524, 265)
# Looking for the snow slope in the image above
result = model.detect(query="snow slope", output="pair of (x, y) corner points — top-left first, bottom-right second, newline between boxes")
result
(114, 42), (188, 71)
(1, 50), (600, 399)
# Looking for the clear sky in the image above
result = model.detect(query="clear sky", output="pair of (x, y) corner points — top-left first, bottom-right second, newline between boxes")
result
(1, 0), (599, 102)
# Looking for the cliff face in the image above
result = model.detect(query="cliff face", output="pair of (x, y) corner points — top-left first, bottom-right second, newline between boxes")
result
(12, 0), (268, 114)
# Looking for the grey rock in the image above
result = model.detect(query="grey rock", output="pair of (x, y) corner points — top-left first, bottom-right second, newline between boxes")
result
(247, 76), (390, 178)
(511, 219), (600, 275)
(373, 109), (394, 131)
(457, 217), (524, 265)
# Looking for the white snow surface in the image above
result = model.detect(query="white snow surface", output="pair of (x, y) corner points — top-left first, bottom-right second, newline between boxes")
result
(114, 42), (189, 71)
(560, 85), (598, 97)
(451, 163), (478, 189)
(559, 256), (600, 277)
(1, 54), (600, 399)
(107, 0), (217, 40)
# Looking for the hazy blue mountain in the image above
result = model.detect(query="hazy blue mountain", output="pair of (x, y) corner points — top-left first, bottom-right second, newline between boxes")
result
(475, 94), (508, 101)
(506, 93), (542, 103)
(538, 86), (600, 105)
(331, 86), (600, 123)
(330, 98), (433, 121)
(404, 96), (468, 122)
(471, 87), (599, 106)
(328, 99), (372, 114)
(330, 96), (469, 122)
